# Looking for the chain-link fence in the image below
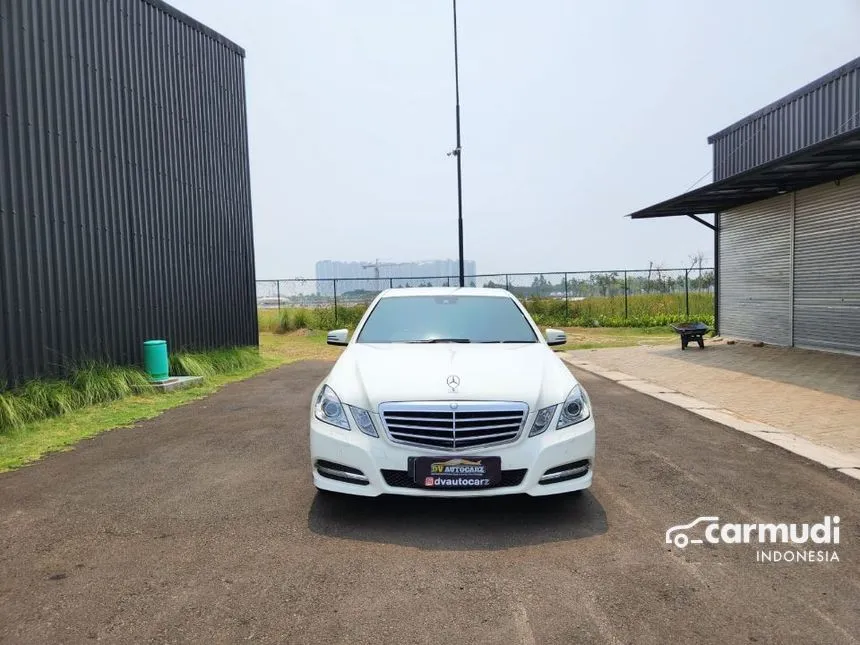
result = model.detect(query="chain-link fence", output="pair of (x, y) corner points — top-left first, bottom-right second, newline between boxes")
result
(257, 269), (715, 328)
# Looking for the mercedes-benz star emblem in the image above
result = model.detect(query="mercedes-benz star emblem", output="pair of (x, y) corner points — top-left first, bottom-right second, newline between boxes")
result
(446, 375), (460, 392)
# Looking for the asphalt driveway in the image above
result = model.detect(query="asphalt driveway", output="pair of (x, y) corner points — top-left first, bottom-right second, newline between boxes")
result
(0, 361), (858, 644)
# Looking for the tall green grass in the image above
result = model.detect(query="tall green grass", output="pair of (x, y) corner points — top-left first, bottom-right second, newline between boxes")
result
(169, 347), (263, 378)
(258, 292), (715, 333)
(524, 293), (715, 328)
(259, 304), (369, 334)
(0, 347), (263, 434)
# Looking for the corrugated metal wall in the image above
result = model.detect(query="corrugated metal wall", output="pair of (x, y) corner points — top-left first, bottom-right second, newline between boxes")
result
(794, 176), (860, 353)
(719, 194), (791, 345)
(710, 57), (860, 181)
(719, 175), (860, 353)
(0, 0), (257, 388)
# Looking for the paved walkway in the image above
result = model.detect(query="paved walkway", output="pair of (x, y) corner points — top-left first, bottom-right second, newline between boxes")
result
(563, 341), (860, 465)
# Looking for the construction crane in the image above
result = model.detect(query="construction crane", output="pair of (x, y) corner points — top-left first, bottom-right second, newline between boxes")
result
(362, 259), (398, 289)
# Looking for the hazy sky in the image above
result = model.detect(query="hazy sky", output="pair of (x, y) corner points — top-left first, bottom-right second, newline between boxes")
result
(170, 0), (860, 279)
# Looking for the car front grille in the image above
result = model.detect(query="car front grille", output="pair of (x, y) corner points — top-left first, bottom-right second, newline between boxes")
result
(379, 401), (528, 450)
(381, 468), (527, 489)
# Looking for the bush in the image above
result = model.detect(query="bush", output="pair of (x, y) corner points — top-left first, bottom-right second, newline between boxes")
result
(20, 380), (83, 416)
(291, 308), (309, 330)
(257, 309), (281, 333)
(69, 362), (149, 405)
(0, 391), (38, 430)
(277, 309), (295, 333)
(334, 304), (368, 329)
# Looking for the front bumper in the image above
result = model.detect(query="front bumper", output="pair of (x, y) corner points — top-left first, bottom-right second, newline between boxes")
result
(309, 414), (595, 497)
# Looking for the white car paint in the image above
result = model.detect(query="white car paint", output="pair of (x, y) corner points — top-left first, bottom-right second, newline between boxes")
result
(309, 287), (596, 497)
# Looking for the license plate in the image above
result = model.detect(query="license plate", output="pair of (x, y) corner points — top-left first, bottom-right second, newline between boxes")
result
(410, 456), (501, 488)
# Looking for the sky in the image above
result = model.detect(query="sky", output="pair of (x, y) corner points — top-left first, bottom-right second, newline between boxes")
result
(169, 0), (860, 279)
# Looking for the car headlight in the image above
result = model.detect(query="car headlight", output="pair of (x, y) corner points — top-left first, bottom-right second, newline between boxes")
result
(348, 405), (378, 438)
(557, 384), (591, 429)
(314, 385), (350, 430)
(529, 405), (557, 437)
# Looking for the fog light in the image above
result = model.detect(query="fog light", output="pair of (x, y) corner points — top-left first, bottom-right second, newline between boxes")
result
(539, 460), (590, 485)
(315, 460), (370, 485)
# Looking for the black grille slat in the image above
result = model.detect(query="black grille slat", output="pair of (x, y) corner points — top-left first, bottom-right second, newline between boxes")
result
(386, 423), (455, 435)
(456, 430), (519, 441)
(455, 419), (522, 428)
(382, 404), (526, 450)
(385, 417), (455, 426)
(387, 420), (453, 428)
(387, 429), (455, 440)
(455, 423), (522, 435)
(455, 411), (522, 420)
(457, 435), (517, 447)
(386, 412), (453, 420)
(391, 436), (455, 448)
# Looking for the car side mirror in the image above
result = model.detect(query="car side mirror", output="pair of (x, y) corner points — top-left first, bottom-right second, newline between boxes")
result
(327, 329), (349, 346)
(544, 328), (567, 346)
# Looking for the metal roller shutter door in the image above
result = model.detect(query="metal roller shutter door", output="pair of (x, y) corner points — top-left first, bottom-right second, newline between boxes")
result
(719, 195), (791, 345)
(793, 175), (860, 353)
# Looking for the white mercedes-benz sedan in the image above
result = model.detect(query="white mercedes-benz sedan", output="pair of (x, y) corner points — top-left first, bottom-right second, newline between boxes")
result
(309, 287), (595, 498)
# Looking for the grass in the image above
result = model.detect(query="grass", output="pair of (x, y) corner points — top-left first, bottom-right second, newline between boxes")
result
(553, 326), (676, 351)
(258, 325), (675, 357)
(259, 330), (345, 363)
(0, 363), (277, 472)
(257, 292), (715, 334)
(525, 293), (714, 328)
(169, 347), (263, 378)
(0, 363), (150, 432)
(0, 346), (272, 472)
(258, 304), (368, 334)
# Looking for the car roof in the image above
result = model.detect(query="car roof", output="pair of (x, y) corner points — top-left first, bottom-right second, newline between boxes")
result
(378, 287), (514, 298)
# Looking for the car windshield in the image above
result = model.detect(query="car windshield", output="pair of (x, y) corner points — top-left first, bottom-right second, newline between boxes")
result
(356, 295), (539, 344)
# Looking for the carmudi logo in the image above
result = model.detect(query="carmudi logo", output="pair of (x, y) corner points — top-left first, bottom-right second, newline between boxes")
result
(665, 516), (841, 563)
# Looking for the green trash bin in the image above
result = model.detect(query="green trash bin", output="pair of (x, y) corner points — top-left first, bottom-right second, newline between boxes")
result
(143, 339), (169, 382)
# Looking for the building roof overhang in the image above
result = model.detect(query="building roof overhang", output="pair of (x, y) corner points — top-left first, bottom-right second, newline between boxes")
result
(627, 128), (860, 220)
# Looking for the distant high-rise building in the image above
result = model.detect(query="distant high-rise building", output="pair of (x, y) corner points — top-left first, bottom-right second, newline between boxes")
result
(314, 259), (478, 295)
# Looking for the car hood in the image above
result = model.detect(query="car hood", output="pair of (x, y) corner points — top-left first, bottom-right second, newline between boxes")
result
(324, 343), (576, 412)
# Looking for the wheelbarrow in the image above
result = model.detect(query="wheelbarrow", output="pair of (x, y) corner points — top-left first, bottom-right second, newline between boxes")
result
(670, 322), (710, 350)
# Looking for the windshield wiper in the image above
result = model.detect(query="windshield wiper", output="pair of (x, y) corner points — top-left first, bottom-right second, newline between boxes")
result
(408, 338), (472, 344)
(477, 340), (535, 344)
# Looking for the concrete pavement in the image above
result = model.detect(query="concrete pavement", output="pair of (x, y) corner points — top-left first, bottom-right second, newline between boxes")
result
(562, 341), (860, 477)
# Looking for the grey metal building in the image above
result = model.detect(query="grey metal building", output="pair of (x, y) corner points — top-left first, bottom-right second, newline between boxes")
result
(628, 56), (860, 354)
(0, 0), (257, 387)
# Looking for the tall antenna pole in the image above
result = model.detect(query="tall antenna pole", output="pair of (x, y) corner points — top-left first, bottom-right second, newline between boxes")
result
(452, 0), (465, 287)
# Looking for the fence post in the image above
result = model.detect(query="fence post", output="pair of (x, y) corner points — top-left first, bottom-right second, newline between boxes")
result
(333, 279), (338, 326)
(564, 272), (569, 323)
(505, 274), (510, 291)
(389, 277), (393, 289)
(276, 280), (281, 312)
(447, 276), (451, 287)
(685, 269), (690, 319)
(623, 271), (628, 320)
